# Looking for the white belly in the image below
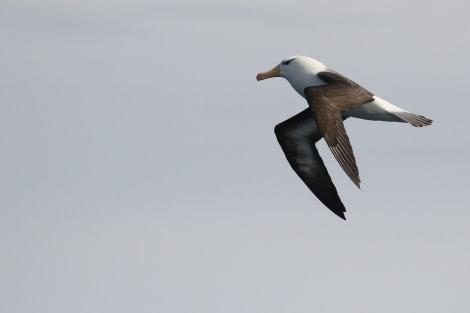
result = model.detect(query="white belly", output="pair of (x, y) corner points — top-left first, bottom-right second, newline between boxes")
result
(343, 96), (405, 122)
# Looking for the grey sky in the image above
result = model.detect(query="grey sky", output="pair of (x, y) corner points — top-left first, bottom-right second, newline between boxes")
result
(1, 0), (469, 312)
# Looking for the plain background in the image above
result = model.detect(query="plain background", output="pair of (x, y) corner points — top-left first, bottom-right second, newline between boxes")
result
(2, 0), (469, 312)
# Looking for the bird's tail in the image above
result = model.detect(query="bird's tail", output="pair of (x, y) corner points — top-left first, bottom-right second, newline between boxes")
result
(391, 111), (433, 127)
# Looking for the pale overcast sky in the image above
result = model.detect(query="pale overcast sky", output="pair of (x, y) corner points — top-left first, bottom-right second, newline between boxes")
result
(1, 0), (469, 312)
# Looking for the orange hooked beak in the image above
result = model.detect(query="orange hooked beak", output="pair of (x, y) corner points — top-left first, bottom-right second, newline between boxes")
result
(256, 64), (280, 81)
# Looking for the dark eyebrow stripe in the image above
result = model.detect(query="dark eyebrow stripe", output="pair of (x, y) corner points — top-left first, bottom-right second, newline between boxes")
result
(282, 58), (296, 65)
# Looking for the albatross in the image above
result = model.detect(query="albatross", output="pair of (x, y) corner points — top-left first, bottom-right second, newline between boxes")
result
(256, 56), (432, 220)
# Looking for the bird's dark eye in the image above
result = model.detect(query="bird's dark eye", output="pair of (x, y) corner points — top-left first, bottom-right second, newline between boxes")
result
(282, 58), (296, 65)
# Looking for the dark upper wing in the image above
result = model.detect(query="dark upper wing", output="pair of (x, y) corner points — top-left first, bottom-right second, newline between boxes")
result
(275, 108), (347, 220)
(304, 71), (374, 188)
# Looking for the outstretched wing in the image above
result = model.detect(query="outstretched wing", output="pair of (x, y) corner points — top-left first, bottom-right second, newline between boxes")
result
(304, 71), (375, 188)
(275, 108), (347, 220)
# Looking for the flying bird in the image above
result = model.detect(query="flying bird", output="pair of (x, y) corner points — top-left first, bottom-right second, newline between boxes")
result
(256, 56), (432, 219)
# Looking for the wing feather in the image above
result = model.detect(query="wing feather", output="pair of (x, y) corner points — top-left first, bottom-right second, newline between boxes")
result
(304, 71), (375, 188)
(275, 109), (347, 219)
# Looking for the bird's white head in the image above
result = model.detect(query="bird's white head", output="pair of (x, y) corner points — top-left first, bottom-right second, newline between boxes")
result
(256, 56), (328, 97)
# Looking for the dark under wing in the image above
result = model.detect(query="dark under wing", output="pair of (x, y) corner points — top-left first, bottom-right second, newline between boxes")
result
(275, 108), (347, 220)
(304, 71), (375, 188)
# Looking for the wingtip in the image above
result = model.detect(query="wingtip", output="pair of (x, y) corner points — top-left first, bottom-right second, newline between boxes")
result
(337, 212), (347, 220)
(350, 177), (361, 189)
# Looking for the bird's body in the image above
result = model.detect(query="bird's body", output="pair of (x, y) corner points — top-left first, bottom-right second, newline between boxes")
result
(257, 56), (432, 219)
(273, 56), (424, 124)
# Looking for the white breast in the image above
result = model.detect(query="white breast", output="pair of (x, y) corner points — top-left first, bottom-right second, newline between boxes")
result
(280, 56), (328, 98)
